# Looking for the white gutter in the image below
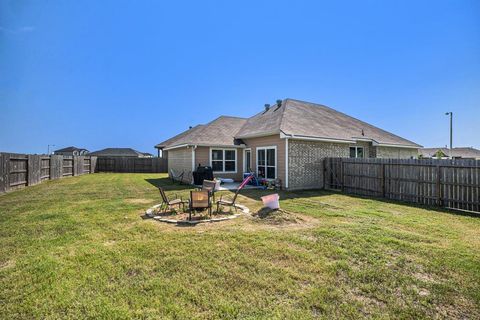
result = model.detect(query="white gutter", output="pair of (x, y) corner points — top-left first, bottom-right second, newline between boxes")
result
(285, 137), (289, 189)
(372, 142), (421, 149)
(163, 144), (190, 151)
(191, 145), (197, 171)
(280, 132), (420, 148)
(280, 132), (354, 144)
(163, 143), (245, 151)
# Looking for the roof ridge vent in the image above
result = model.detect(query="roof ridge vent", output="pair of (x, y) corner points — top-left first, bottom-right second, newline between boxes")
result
(263, 104), (271, 114)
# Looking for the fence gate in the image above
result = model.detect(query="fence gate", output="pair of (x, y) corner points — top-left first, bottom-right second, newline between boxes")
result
(324, 157), (343, 190)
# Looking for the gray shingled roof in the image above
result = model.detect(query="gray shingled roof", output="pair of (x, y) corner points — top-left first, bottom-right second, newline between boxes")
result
(155, 116), (247, 149)
(54, 146), (89, 153)
(89, 148), (146, 157)
(420, 147), (480, 159)
(156, 98), (421, 149)
(236, 99), (420, 147)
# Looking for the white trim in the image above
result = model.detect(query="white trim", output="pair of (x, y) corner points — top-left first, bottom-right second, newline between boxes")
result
(280, 132), (354, 144)
(372, 142), (420, 149)
(163, 144), (190, 151)
(164, 143), (246, 151)
(256, 146), (277, 180)
(280, 132), (420, 149)
(191, 145), (197, 171)
(243, 148), (251, 173)
(285, 138), (289, 189)
(209, 147), (237, 174)
(235, 131), (279, 139)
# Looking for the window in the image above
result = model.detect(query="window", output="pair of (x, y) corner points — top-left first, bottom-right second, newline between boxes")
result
(257, 147), (276, 179)
(350, 146), (364, 158)
(211, 149), (236, 172)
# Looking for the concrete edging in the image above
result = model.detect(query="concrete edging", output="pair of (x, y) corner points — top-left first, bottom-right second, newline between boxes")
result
(145, 203), (250, 225)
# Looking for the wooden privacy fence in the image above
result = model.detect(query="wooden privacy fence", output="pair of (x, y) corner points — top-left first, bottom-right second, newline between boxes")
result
(0, 153), (97, 194)
(324, 158), (480, 213)
(95, 157), (167, 173)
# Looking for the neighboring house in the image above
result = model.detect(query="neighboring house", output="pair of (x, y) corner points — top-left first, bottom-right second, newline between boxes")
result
(89, 148), (152, 158)
(155, 98), (421, 190)
(420, 147), (480, 160)
(53, 146), (89, 156)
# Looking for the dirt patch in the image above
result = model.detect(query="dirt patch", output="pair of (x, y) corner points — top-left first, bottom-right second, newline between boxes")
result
(104, 240), (116, 247)
(252, 207), (305, 225)
(0, 260), (15, 270)
(125, 199), (153, 204)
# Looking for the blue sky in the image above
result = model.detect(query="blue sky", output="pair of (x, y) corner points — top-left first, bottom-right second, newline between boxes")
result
(1, 0), (479, 154)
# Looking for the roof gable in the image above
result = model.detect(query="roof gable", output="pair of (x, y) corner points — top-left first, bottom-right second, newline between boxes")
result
(156, 116), (247, 149)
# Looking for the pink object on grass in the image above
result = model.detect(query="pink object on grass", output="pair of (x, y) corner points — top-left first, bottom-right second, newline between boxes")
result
(261, 194), (280, 209)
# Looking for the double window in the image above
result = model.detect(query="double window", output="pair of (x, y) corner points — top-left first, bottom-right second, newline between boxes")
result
(211, 149), (236, 172)
(349, 146), (364, 158)
(257, 146), (276, 179)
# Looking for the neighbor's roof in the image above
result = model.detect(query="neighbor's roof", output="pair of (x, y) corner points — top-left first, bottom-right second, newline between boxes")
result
(89, 148), (146, 157)
(420, 147), (480, 159)
(155, 116), (247, 149)
(235, 99), (421, 147)
(54, 146), (89, 152)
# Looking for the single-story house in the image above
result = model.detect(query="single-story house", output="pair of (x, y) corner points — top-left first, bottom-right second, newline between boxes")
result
(155, 99), (421, 190)
(89, 148), (153, 158)
(419, 147), (480, 160)
(53, 146), (89, 156)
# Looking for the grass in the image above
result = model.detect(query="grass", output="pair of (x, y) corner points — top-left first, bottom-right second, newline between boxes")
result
(0, 173), (479, 319)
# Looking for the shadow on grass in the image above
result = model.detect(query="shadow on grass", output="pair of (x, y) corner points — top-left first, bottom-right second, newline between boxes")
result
(145, 178), (195, 191)
(238, 188), (480, 219)
(145, 177), (479, 218)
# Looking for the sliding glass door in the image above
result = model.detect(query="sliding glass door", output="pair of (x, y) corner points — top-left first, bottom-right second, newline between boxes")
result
(257, 147), (276, 179)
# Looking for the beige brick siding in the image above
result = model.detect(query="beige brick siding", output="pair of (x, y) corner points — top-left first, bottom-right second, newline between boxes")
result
(167, 147), (193, 183)
(195, 146), (244, 181)
(375, 147), (418, 159)
(288, 140), (349, 190)
(242, 135), (286, 185)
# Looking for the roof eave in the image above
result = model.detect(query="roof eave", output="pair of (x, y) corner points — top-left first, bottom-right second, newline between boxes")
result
(235, 130), (280, 139)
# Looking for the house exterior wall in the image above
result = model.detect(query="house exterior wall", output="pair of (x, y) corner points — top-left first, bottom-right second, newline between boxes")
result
(242, 134), (286, 186)
(375, 147), (418, 159)
(167, 147), (193, 183)
(288, 140), (349, 190)
(195, 146), (244, 181)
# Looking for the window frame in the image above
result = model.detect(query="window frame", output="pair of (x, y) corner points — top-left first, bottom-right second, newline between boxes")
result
(256, 146), (277, 180)
(209, 148), (237, 173)
(349, 146), (365, 158)
(243, 148), (251, 173)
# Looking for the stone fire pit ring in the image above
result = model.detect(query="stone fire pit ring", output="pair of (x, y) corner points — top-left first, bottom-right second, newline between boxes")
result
(145, 203), (250, 225)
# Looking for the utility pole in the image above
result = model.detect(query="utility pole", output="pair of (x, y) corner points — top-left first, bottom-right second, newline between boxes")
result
(445, 112), (453, 158)
(47, 144), (55, 155)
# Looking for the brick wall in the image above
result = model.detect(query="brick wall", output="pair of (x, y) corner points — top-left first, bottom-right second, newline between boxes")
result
(375, 147), (418, 159)
(288, 140), (349, 190)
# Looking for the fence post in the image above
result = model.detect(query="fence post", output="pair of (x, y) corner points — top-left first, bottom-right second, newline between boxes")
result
(340, 158), (344, 192)
(381, 163), (386, 198)
(27, 155), (42, 186)
(436, 165), (442, 207)
(323, 158), (326, 189)
(0, 153), (9, 193)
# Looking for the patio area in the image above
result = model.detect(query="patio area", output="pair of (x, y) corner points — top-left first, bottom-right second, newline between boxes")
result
(194, 182), (265, 191)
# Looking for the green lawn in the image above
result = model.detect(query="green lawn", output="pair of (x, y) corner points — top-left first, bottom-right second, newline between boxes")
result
(1, 173), (479, 319)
